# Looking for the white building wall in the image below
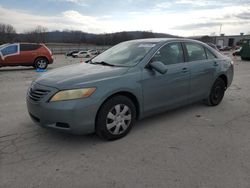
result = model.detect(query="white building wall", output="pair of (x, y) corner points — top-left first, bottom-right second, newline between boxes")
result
(215, 35), (250, 47)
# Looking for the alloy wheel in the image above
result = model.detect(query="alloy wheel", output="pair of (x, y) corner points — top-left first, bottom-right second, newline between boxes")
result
(37, 59), (47, 69)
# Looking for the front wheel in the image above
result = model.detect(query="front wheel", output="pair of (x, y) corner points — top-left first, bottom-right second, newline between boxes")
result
(205, 78), (226, 106)
(96, 96), (136, 140)
(34, 58), (48, 69)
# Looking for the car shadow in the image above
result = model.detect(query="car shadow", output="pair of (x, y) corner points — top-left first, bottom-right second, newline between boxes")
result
(0, 67), (34, 72)
(0, 67), (53, 72)
(133, 102), (205, 132)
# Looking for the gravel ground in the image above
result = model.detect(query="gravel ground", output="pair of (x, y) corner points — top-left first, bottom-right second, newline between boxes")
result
(0, 54), (250, 188)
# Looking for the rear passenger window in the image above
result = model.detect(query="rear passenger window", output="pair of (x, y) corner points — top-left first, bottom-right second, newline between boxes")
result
(20, 44), (41, 51)
(152, 42), (184, 65)
(185, 43), (206, 61)
(206, 48), (217, 59)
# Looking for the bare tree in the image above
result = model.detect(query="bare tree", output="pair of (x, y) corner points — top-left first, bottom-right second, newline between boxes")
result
(24, 25), (48, 43)
(0, 23), (16, 44)
(14, 29), (177, 45)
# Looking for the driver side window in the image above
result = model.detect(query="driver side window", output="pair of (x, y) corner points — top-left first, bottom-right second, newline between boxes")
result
(152, 42), (184, 65)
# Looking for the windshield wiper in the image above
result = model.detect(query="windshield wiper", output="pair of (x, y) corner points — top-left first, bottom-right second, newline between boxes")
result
(91, 61), (115, 66)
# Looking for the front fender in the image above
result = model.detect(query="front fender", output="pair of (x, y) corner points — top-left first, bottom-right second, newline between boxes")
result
(93, 71), (143, 118)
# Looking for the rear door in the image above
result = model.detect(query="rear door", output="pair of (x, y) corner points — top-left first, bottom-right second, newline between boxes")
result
(19, 44), (40, 65)
(142, 42), (190, 115)
(183, 42), (215, 102)
(0, 44), (20, 65)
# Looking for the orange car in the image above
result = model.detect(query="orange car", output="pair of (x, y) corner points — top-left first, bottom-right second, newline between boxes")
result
(0, 43), (53, 69)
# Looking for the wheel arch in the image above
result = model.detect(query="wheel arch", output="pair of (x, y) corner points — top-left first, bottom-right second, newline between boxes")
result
(33, 56), (49, 65)
(95, 91), (141, 127)
(218, 74), (228, 88)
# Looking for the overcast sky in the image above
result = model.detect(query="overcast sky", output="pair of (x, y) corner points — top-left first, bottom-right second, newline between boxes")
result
(0, 0), (250, 36)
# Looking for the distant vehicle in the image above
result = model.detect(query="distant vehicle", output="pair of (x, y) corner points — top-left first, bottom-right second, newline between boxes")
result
(219, 46), (232, 51)
(0, 43), (53, 69)
(233, 46), (241, 50)
(232, 47), (242, 56)
(241, 39), (250, 60)
(216, 45), (221, 49)
(72, 51), (92, 58)
(88, 49), (100, 55)
(66, 50), (79, 57)
(206, 43), (219, 51)
(27, 38), (234, 140)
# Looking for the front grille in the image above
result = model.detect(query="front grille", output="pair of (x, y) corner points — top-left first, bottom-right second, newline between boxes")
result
(28, 88), (50, 102)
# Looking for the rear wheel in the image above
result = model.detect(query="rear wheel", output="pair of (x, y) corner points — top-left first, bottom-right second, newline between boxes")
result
(205, 78), (226, 106)
(34, 58), (48, 69)
(96, 96), (136, 140)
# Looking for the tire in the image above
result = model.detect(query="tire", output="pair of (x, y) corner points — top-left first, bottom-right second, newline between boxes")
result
(96, 96), (136, 141)
(34, 58), (48, 69)
(205, 78), (226, 106)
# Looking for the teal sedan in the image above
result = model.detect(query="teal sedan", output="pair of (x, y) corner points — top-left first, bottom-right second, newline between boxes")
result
(27, 38), (234, 140)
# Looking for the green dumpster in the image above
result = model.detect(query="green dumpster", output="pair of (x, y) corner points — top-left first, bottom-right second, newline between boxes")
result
(241, 39), (250, 60)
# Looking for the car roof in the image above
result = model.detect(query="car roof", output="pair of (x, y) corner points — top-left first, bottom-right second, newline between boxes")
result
(129, 38), (224, 58)
(19, 43), (41, 45)
(126, 38), (206, 44)
(3, 43), (42, 45)
(0, 43), (42, 47)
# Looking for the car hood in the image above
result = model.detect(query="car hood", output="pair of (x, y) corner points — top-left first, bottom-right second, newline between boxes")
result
(35, 63), (130, 89)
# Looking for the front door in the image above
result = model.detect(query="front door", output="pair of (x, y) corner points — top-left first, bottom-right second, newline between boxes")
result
(142, 42), (190, 116)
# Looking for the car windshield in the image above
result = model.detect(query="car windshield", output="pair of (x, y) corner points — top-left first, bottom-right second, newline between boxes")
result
(91, 41), (156, 67)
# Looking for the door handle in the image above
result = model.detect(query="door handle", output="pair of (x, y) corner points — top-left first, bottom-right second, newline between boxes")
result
(213, 62), (219, 66)
(181, 67), (188, 73)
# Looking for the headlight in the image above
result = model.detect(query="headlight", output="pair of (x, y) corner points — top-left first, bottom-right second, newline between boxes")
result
(50, 88), (96, 102)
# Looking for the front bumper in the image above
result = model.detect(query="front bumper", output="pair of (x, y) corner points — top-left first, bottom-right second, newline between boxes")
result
(26, 83), (99, 135)
(227, 64), (234, 88)
(49, 56), (54, 64)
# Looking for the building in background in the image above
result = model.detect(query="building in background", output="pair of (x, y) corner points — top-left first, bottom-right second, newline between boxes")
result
(190, 33), (250, 48)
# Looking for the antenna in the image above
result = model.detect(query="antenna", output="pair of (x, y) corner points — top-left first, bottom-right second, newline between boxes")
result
(219, 24), (222, 35)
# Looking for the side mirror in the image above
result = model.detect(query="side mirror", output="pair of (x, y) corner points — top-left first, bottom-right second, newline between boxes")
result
(149, 61), (167, 74)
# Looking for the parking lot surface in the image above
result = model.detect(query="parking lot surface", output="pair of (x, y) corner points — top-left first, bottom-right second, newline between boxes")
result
(1, 55), (250, 188)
